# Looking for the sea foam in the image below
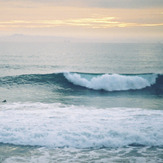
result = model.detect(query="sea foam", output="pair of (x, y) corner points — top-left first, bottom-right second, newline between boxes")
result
(64, 72), (157, 91)
(0, 103), (163, 148)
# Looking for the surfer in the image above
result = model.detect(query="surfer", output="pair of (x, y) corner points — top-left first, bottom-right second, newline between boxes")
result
(2, 100), (7, 103)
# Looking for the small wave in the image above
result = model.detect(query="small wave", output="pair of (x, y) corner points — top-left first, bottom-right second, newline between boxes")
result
(64, 72), (157, 91)
(0, 103), (163, 149)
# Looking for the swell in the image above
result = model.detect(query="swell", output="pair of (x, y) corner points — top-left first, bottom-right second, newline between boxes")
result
(0, 72), (162, 92)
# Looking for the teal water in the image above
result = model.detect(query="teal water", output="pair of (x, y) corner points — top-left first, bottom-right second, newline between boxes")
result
(0, 42), (163, 162)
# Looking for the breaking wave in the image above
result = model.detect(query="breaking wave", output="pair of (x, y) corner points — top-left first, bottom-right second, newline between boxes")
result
(64, 72), (158, 91)
(0, 72), (162, 92)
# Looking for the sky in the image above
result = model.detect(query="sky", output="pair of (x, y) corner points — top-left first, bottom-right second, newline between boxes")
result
(0, 0), (163, 42)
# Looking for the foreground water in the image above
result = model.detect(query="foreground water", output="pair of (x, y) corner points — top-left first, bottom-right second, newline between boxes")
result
(0, 42), (163, 162)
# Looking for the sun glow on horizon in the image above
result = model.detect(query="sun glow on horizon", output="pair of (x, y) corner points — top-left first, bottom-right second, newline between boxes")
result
(0, 16), (163, 29)
(0, 1), (163, 41)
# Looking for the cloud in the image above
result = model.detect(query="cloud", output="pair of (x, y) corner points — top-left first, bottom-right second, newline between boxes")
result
(1, 0), (163, 8)
(1, 17), (163, 30)
(85, 0), (163, 8)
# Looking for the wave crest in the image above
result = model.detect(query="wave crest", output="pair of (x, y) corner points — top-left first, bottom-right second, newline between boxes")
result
(64, 72), (157, 91)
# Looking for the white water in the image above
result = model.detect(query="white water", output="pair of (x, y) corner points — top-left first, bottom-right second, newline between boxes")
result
(64, 72), (157, 91)
(3, 147), (163, 163)
(0, 103), (163, 148)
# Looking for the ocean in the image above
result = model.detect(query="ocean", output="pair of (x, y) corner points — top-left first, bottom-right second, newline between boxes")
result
(0, 42), (163, 162)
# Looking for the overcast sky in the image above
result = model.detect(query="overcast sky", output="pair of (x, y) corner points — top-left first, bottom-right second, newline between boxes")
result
(2, 0), (163, 8)
(0, 0), (163, 42)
